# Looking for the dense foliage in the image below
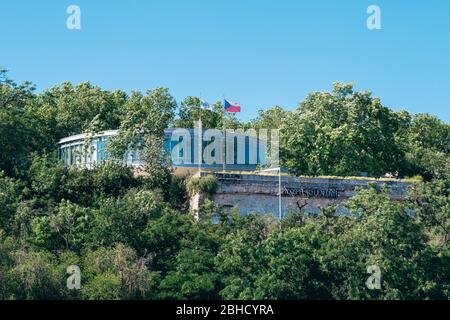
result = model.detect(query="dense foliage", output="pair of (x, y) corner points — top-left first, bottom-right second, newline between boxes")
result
(0, 70), (448, 299)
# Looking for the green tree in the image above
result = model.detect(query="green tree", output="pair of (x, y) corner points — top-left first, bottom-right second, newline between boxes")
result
(401, 113), (450, 179)
(0, 172), (22, 231)
(58, 161), (138, 207)
(9, 249), (66, 299)
(29, 200), (94, 252)
(27, 152), (65, 207)
(0, 69), (39, 175)
(158, 248), (220, 299)
(142, 209), (195, 272)
(81, 244), (159, 299)
(250, 106), (290, 129)
(409, 171), (450, 248)
(282, 83), (403, 176)
(175, 96), (221, 129)
(89, 188), (164, 250)
(107, 87), (177, 189)
(215, 213), (276, 299)
(325, 187), (448, 299)
(38, 82), (125, 138)
(252, 228), (331, 299)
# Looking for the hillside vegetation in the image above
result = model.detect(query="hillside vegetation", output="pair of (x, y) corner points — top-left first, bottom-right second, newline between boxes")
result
(0, 70), (449, 299)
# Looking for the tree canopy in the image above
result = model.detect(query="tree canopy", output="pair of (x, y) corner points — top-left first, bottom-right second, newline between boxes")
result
(0, 70), (448, 300)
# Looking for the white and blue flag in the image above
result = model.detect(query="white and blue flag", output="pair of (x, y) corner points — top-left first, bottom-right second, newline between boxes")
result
(200, 99), (211, 110)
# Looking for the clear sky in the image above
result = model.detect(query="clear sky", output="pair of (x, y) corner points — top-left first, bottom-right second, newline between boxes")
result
(1, 0), (449, 122)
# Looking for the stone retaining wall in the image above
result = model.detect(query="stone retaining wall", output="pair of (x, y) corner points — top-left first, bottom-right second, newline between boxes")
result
(196, 172), (411, 218)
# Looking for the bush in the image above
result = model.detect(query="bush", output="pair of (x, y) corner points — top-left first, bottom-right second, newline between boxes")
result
(186, 175), (218, 196)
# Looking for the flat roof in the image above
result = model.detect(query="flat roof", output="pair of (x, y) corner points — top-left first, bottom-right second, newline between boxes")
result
(58, 130), (119, 145)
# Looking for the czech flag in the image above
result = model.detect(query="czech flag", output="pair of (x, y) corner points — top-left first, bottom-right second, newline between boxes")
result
(224, 99), (241, 112)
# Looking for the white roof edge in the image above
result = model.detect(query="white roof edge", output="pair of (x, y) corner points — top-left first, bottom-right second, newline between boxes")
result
(58, 130), (119, 145)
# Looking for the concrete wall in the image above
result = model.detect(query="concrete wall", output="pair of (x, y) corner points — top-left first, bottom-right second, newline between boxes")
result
(197, 172), (411, 218)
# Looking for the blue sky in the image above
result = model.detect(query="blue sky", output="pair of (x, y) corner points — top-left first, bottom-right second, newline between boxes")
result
(1, 0), (449, 123)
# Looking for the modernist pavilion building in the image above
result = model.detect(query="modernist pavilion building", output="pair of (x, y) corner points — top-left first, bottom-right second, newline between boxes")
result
(57, 129), (268, 173)
(57, 129), (409, 218)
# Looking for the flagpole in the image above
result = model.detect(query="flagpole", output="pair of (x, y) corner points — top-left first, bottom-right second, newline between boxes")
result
(198, 114), (202, 174)
(198, 97), (203, 175)
(222, 99), (240, 173)
(223, 106), (226, 173)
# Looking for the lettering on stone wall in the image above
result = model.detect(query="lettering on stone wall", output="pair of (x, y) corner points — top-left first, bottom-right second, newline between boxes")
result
(282, 186), (339, 198)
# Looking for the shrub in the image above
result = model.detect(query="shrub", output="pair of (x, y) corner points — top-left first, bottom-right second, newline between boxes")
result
(186, 175), (218, 196)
